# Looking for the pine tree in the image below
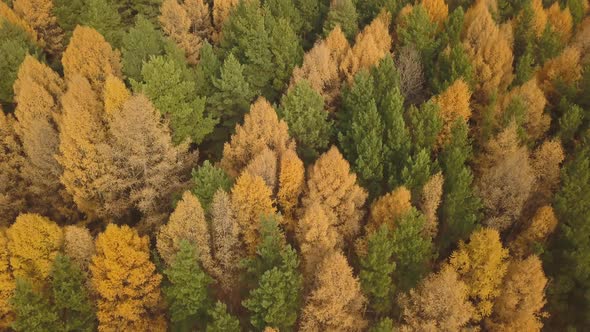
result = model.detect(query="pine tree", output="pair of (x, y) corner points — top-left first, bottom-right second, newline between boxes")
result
(13, 0), (64, 56)
(79, 0), (124, 48)
(164, 240), (212, 328)
(267, 16), (304, 100)
(406, 101), (442, 154)
(90, 224), (165, 331)
(121, 15), (166, 82)
(265, 0), (303, 35)
(191, 161), (232, 212)
(52, 0), (83, 41)
(322, 0), (358, 41)
(356, 0), (397, 25)
(397, 4), (439, 76)
(10, 278), (59, 332)
(206, 301), (240, 332)
(431, 43), (473, 93)
(195, 41), (220, 98)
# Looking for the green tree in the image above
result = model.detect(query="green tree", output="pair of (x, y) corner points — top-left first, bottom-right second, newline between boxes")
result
(206, 301), (240, 332)
(121, 15), (166, 82)
(191, 161), (233, 211)
(52, 0), (83, 40)
(265, 0), (304, 35)
(267, 16), (303, 100)
(164, 240), (212, 330)
(406, 101), (442, 153)
(359, 225), (396, 315)
(322, 0), (358, 41)
(10, 278), (59, 332)
(356, 0), (398, 25)
(133, 55), (216, 144)
(369, 317), (395, 332)
(195, 41), (221, 99)
(536, 24), (563, 65)
(558, 103), (583, 143)
(398, 5), (439, 76)
(431, 44), (473, 93)
(295, 0), (325, 44)
(79, 0), (124, 47)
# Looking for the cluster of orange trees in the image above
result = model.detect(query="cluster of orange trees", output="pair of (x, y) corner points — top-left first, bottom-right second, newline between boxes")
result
(1, 0), (590, 330)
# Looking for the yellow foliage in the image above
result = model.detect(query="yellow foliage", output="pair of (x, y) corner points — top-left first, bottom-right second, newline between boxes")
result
(221, 97), (295, 177)
(368, 186), (412, 232)
(422, 0), (448, 28)
(182, 0), (214, 40)
(302, 146), (367, 248)
(449, 228), (509, 321)
(572, 17), (590, 61)
(0, 2), (39, 45)
(231, 172), (276, 255)
(531, 139), (565, 205)
(511, 206), (558, 258)
(13, 0), (64, 55)
(546, 3), (573, 43)
(103, 75), (130, 114)
(296, 203), (338, 278)
(213, 0), (238, 31)
(0, 109), (26, 226)
(91, 224), (165, 331)
(432, 79), (472, 147)
(531, 0), (547, 37)
(160, 0), (202, 65)
(0, 229), (14, 329)
(500, 79), (549, 141)
(340, 11), (392, 82)
(537, 46), (582, 102)
(62, 26), (122, 94)
(277, 149), (305, 226)
(6, 213), (63, 284)
(63, 225), (95, 271)
(396, 4), (414, 30)
(420, 172), (443, 239)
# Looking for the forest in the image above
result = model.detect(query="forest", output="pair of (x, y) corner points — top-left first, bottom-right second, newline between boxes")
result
(0, 0), (590, 330)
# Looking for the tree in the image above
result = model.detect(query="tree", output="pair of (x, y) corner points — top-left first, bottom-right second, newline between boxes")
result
(537, 47), (582, 103)
(103, 74), (129, 115)
(277, 149), (305, 224)
(133, 55), (216, 144)
(159, 0), (201, 65)
(10, 278), (59, 332)
(485, 256), (548, 331)
(0, 229), (14, 328)
(212, 0), (238, 32)
(164, 240), (212, 328)
(422, 0), (448, 28)
(420, 172), (443, 238)
(0, 110), (26, 226)
(295, 203), (338, 277)
(431, 79), (472, 147)
(367, 186), (412, 234)
(121, 15), (166, 82)
(359, 226), (396, 315)
(405, 101), (442, 154)
(546, 2), (573, 43)
(79, 0), (124, 48)
(302, 146), (368, 248)
(449, 228), (509, 321)
(63, 226), (94, 272)
(0, 2), (38, 43)
(13, 0), (63, 56)
(322, 0), (358, 41)
(395, 45), (426, 105)
(191, 161), (232, 212)
(90, 224), (165, 331)
(278, 79), (332, 160)
(231, 173), (276, 255)
(300, 252), (367, 331)
(398, 266), (473, 331)
(558, 103), (583, 142)
(157, 191), (219, 281)
(265, 0), (303, 35)
(182, 0), (214, 40)
(244, 148), (278, 192)
(397, 4), (439, 76)
(7, 213), (62, 285)
(242, 218), (302, 331)
(221, 97), (295, 177)
(52, 0), (83, 41)
(500, 79), (550, 142)
(51, 254), (96, 331)
(530, 139), (565, 206)
(266, 16), (304, 100)
(61, 26), (121, 94)
(206, 301), (240, 332)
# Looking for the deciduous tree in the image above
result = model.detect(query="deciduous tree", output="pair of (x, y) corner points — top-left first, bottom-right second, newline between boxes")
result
(295, 203), (338, 277)
(431, 79), (471, 147)
(0, 110), (25, 226)
(420, 172), (443, 238)
(13, 0), (63, 55)
(0, 229), (14, 328)
(277, 149), (305, 224)
(159, 0), (201, 64)
(63, 226), (94, 272)
(511, 205), (558, 258)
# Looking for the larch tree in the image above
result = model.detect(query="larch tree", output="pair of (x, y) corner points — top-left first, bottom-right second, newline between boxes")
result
(157, 191), (219, 283)
(0, 110), (26, 226)
(90, 224), (166, 331)
(530, 139), (565, 206)
(302, 146), (368, 248)
(6, 213), (62, 285)
(277, 149), (305, 225)
(0, 229), (14, 329)
(546, 2), (573, 43)
(63, 225), (94, 272)
(191, 161), (233, 212)
(231, 172), (276, 255)
(61, 26), (122, 94)
(212, 0), (238, 33)
(244, 148), (278, 192)
(422, 0), (448, 28)
(449, 228), (509, 321)
(367, 186), (412, 234)
(536, 46), (582, 103)
(220, 97), (295, 177)
(13, 0), (63, 56)
(300, 252), (367, 332)
(485, 256), (548, 331)
(0, 2), (38, 43)
(398, 266), (473, 331)
(159, 0), (201, 65)
(420, 172), (443, 239)
(511, 205), (558, 258)
(182, 0), (214, 41)
(103, 74), (129, 115)
(431, 79), (472, 147)
(322, 0), (358, 41)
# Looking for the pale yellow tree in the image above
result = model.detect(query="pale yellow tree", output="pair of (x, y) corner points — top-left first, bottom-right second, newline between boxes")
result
(277, 149), (305, 227)
(511, 206), (558, 258)
(183, 0), (214, 40)
(500, 79), (550, 142)
(0, 229), (14, 329)
(63, 225), (95, 272)
(221, 97), (295, 177)
(546, 3), (573, 43)
(244, 147), (278, 192)
(300, 252), (367, 332)
(420, 172), (443, 239)
(302, 146), (367, 248)
(531, 0), (547, 37)
(296, 203), (338, 278)
(431, 79), (472, 147)
(13, 0), (64, 55)
(160, 0), (202, 64)
(368, 186), (412, 232)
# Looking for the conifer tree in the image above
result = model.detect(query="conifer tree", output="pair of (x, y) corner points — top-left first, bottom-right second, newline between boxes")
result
(121, 15), (166, 82)
(212, 0), (238, 32)
(13, 0), (64, 56)
(191, 161), (232, 212)
(10, 278), (59, 332)
(397, 4), (439, 76)
(63, 226), (94, 272)
(266, 16), (303, 100)
(206, 301), (240, 332)
(0, 110), (26, 226)
(0, 229), (14, 328)
(431, 79), (472, 147)
(431, 43), (473, 93)
(160, 0), (201, 65)
(500, 79), (550, 142)
(296, 203), (338, 277)
(195, 41), (220, 98)
(0, 2), (38, 43)
(52, 0), (83, 41)
(79, 0), (124, 48)
(277, 149), (305, 223)
(322, 0), (358, 41)
(367, 186), (412, 233)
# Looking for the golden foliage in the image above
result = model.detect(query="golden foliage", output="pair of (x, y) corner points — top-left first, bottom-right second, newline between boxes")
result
(296, 203), (338, 278)
(0, 2), (38, 44)
(432, 79), (472, 147)
(91, 224), (165, 331)
(422, 0), (449, 28)
(537, 46), (582, 102)
(61, 26), (122, 94)
(213, 0), (238, 31)
(7, 213), (63, 284)
(0, 229), (14, 329)
(231, 172), (276, 255)
(500, 79), (549, 142)
(160, 0), (202, 65)
(277, 149), (305, 225)
(103, 74), (130, 114)
(449, 228), (509, 321)
(183, 0), (214, 40)
(511, 206), (558, 258)
(63, 225), (95, 271)
(13, 0), (64, 55)
(221, 97), (295, 177)
(302, 146), (368, 248)
(420, 172), (443, 239)
(531, 0), (547, 37)
(399, 266), (473, 331)
(531, 139), (565, 205)
(572, 17), (590, 61)
(368, 186), (412, 233)
(244, 147), (278, 192)
(300, 252), (367, 332)
(0, 111), (26, 226)
(546, 3), (573, 43)
(485, 256), (548, 331)
(340, 11), (392, 82)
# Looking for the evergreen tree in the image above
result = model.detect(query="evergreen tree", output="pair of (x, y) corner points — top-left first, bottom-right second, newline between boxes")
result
(52, 0), (83, 40)
(397, 5), (439, 77)
(406, 101), (442, 153)
(295, 0), (325, 44)
(431, 44), (473, 93)
(79, 0), (124, 48)
(322, 0), (358, 41)
(191, 161), (233, 212)
(267, 16), (303, 100)
(195, 40), (220, 98)
(356, 0), (398, 25)
(370, 318), (395, 332)
(206, 301), (240, 332)
(265, 0), (304, 36)
(121, 15), (166, 82)
(10, 278), (59, 332)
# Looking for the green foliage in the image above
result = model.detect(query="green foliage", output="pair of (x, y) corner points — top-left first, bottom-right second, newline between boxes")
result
(382, 86), (411, 188)
(536, 24), (564, 64)
(558, 103), (584, 143)
(322, 0), (359, 41)
(114, 0), (163, 26)
(360, 226), (396, 315)
(296, 0), (326, 44)
(51, 255), (96, 331)
(206, 301), (240, 332)
(356, 0), (399, 25)
(431, 44), (473, 93)
(440, 7), (464, 46)
(243, 216), (285, 284)
(164, 240), (212, 326)
(397, 5), (439, 75)
(191, 161), (233, 211)
(265, 0), (304, 35)
(195, 41), (221, 99)
(391, 208), (433, 291)
(369, 317), (395, 332)
(497, 0), (527, 21)
(267, 17), (304, 100)
(80, 0), (124, 47)
(278, 79), (332, 160)
(121, 15), (166, 82)
(11, 278), (59, 332)
(502, 97), (528, 141)
(133, 55), (216, 144)
(568, 0), (585, 25)
(402, 149), (434, 196)
(406, 101), (443, 153)
(53, 0), (84, 40)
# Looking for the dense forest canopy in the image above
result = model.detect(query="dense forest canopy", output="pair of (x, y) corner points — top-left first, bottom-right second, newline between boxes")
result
(1, 0), (590, 330)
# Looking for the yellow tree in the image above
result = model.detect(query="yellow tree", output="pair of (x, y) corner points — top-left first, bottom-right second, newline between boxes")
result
(61, 26), (122, 94)
(340, 11), (392, 82)
(277, 149), (305, 227)
(431, 79), (472, 147)
(531, 139), (565, 206)
(221, 97), (295, 177)
(231, 172), (276, 255)
(462, 0), (513, 103)
(90, 224), (166, 331)
(421, 0), (448, 29)
(531, 0), (547, 37)
(0, 229), (14, 329)
(183, 0), (214, 40)
(302, 146), (367, 248)
(244, 147), (278, 192)
(500, 79), (549, 142)
(159, 0), (202, 65)
(368, 186), (412, 232)
(0, 111), (25, 226)
(296, 203), (338, 278)
(398, 266), (473, 331)
(0, 2), (38, 44)
(537, 46), (582, 103)
(212, 0), (238, 32)
(103, 74), (130, 114)
(63, 225), (95, 272)
(420, 172), (443, 239)
(449, 228), (509, 321)
(511, 206), (558, 258)
(546, 3), (573, 43)
(156, 191), (220, 280)
(6, 213), (63, 285)
(300, 252), (367, 331)
(13, 0), (64, 55)
(485, 256), (548, 331)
